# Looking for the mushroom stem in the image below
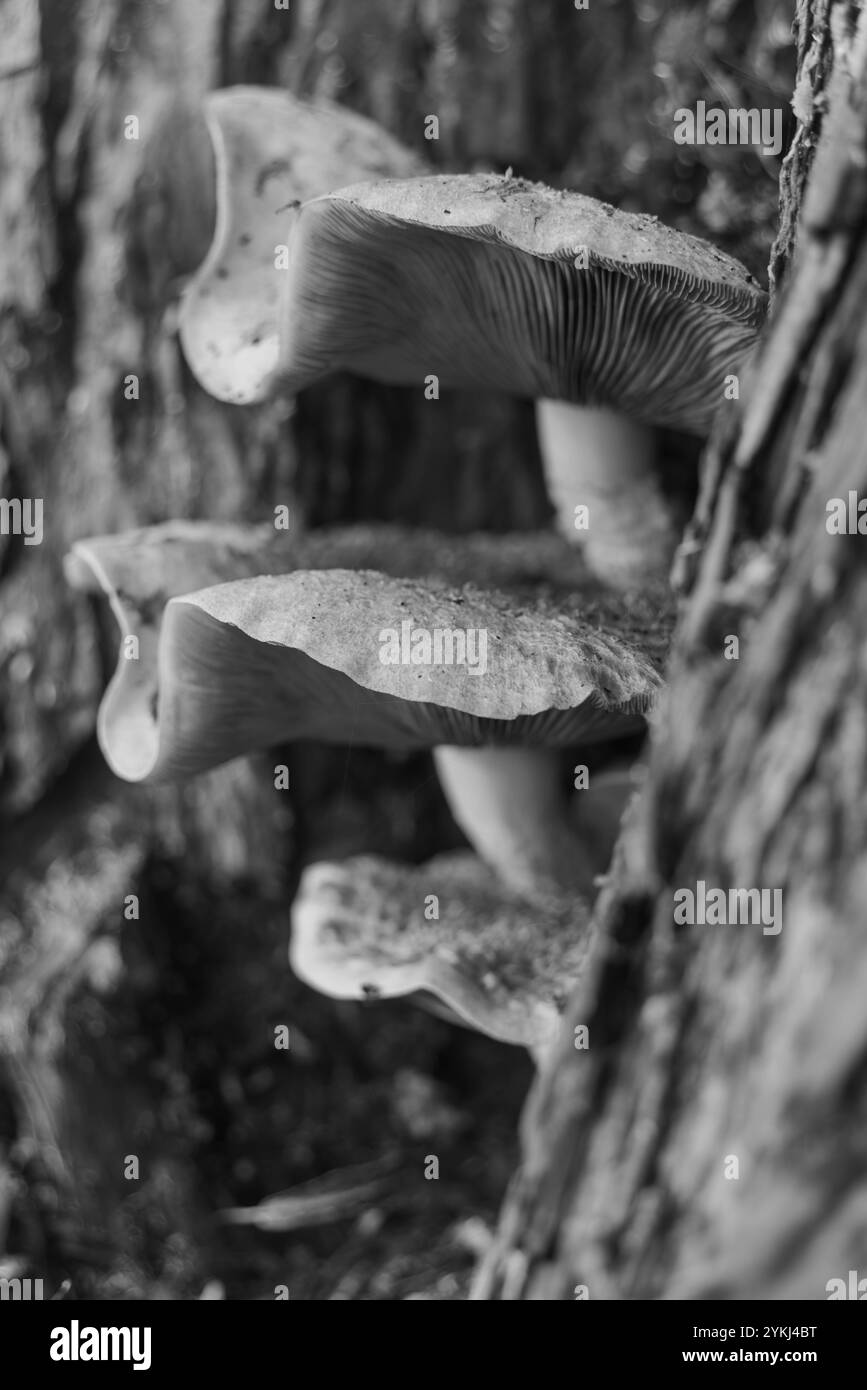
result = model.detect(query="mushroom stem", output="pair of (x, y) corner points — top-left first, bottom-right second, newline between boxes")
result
(433, 745), (625, 904)
(535, 399), (677, 587)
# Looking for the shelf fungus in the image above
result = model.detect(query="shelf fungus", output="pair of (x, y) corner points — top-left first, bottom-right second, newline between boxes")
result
(66, 535), (668, 889)
(274, 173), (766, 585)
(175, 86), (422, 404)
(65, 519), (666, 782)
(291, 852), (601, 1059)
(67, 525), (670, 1041)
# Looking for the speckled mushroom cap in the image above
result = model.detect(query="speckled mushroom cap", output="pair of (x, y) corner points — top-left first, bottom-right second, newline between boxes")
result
(291, 852), (593, 1054)
(65, 548), (665, 783)
(66, 521), (672, 784)
(177, 86), (422, 404)
(276, 172), (766, 432)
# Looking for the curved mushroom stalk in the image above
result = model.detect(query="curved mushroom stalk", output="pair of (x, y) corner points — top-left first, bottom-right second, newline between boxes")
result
(290, 852), (597, 1062)
(434, 747), (635, 904)
(535, 400), (678, 588)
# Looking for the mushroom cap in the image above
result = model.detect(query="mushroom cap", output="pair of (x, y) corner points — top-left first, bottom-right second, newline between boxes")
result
(66, 522), (672, 781)
(66, 539), (667, 782)
(177, 86), (422, 405)
(291, 852), (593, 1053)
(277, 173), (766, 433)
(65, 520), (289, 783)
(65, 525), (669, 772)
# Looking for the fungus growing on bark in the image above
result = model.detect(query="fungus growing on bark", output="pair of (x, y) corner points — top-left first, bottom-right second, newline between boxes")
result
(274, 173), (766, 583)
(65, 552), (665, 899)
(67, 524), (670, 1042)
(290, 852), (603, 1058)
(65, 519), (649, 788)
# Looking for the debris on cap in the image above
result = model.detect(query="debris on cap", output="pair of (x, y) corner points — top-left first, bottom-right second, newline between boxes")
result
(290, 852), (593, 1056)
(277, 172), (765, 433)
(65, 523), (672, 784)
(71, 563), (664, 781)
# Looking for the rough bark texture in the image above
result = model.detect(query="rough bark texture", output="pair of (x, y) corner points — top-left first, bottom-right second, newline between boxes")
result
(0, 0), (799, 1299)
(768, 0), (832, 297)
(475, 0), (867, 1302)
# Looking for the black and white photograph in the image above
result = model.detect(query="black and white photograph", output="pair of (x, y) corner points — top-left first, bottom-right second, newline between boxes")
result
(0, 0), (865, 1355)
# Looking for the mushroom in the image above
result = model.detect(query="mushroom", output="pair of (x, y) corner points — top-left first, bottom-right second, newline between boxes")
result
(64, 518), (623, 786)
(290, 851), (601, 1059)
(65, 558), (667, 899)
(273, 173), (766, 583)
(67, 530), (669, 1043)
(175, 86), (423, 405)
(64, 519), (285, 782)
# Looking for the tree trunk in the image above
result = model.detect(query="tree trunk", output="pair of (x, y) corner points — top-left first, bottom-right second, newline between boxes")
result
(474, 0), (867, 1302)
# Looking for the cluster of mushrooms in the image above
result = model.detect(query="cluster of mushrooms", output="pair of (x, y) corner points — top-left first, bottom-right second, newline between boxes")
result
(66, 88), (766, 1060)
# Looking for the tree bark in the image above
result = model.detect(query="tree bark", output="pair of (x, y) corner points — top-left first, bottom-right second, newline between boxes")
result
(475, 0), (867, 1302)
